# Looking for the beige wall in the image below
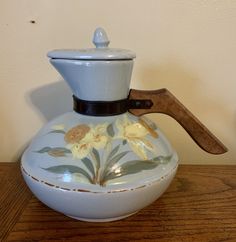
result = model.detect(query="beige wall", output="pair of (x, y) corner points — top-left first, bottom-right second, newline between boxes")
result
(1, 0), (235, 164)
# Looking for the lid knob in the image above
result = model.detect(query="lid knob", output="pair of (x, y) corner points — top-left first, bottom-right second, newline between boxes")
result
(93, 27), (110, 48)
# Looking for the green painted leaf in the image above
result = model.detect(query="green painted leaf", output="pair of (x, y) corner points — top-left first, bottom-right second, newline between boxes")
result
(100, 145), (121, 181)
(107, 123), (115, 137)
(42, 165), (93, 183)
(103, 151), (129, 176)
(92, 148), (100, 169)
(81, 157), (95, 178)
(106, 145), (120, 162)
(48, 130), (66, 134)
(153, 155), (172, 164)
(122, 140), (127, 145)
(35, 147), (71, 157)
(35, 147), (51, 153)
(102, 155), (172, 184)
(103, 159), (158, 183)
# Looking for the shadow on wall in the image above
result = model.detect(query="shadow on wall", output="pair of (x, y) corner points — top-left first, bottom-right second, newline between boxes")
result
(25, 79), (73, 122)
(15, 80), (72, 162)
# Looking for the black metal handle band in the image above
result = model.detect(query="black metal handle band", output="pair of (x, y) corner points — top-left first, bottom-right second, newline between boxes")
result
(73, 95), (153, 116)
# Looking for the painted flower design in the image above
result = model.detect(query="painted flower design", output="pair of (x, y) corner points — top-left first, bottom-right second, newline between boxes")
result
(115, 115), (157, 160)
(64, 124), (90, 144)
(39, 116), (173, 187)
(65, 124), (108, 159)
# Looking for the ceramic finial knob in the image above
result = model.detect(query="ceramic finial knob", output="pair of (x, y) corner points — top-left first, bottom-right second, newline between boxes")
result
(93, 27), (110, 48)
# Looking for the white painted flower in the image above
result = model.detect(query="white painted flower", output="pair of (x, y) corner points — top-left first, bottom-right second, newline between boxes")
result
(115, 115), (156, 160)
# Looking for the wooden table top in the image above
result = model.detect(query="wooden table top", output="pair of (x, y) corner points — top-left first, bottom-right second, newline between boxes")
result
(0, 162), (236, 242)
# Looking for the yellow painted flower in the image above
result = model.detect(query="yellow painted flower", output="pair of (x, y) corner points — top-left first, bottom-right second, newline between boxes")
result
(67, 123), (108, 159)
(115, 115), (156, 160)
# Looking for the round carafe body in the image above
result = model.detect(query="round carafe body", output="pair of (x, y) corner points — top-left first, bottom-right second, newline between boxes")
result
(21, 111), (178, 221)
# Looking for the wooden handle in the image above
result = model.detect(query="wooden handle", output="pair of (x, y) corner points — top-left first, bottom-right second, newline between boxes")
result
(128, 88), (227, 155)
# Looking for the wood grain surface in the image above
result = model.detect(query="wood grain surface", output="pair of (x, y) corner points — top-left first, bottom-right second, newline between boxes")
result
(1, 162), (236, 242)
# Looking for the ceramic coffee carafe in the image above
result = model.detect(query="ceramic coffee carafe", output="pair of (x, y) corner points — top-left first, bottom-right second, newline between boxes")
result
(21, 28), (227, 222)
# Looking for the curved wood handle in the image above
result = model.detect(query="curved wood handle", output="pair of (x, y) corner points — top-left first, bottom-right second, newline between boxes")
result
(128, 88), (227, 154)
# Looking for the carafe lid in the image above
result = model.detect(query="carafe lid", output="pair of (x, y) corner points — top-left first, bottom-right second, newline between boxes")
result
(47, 27), (136, 60)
